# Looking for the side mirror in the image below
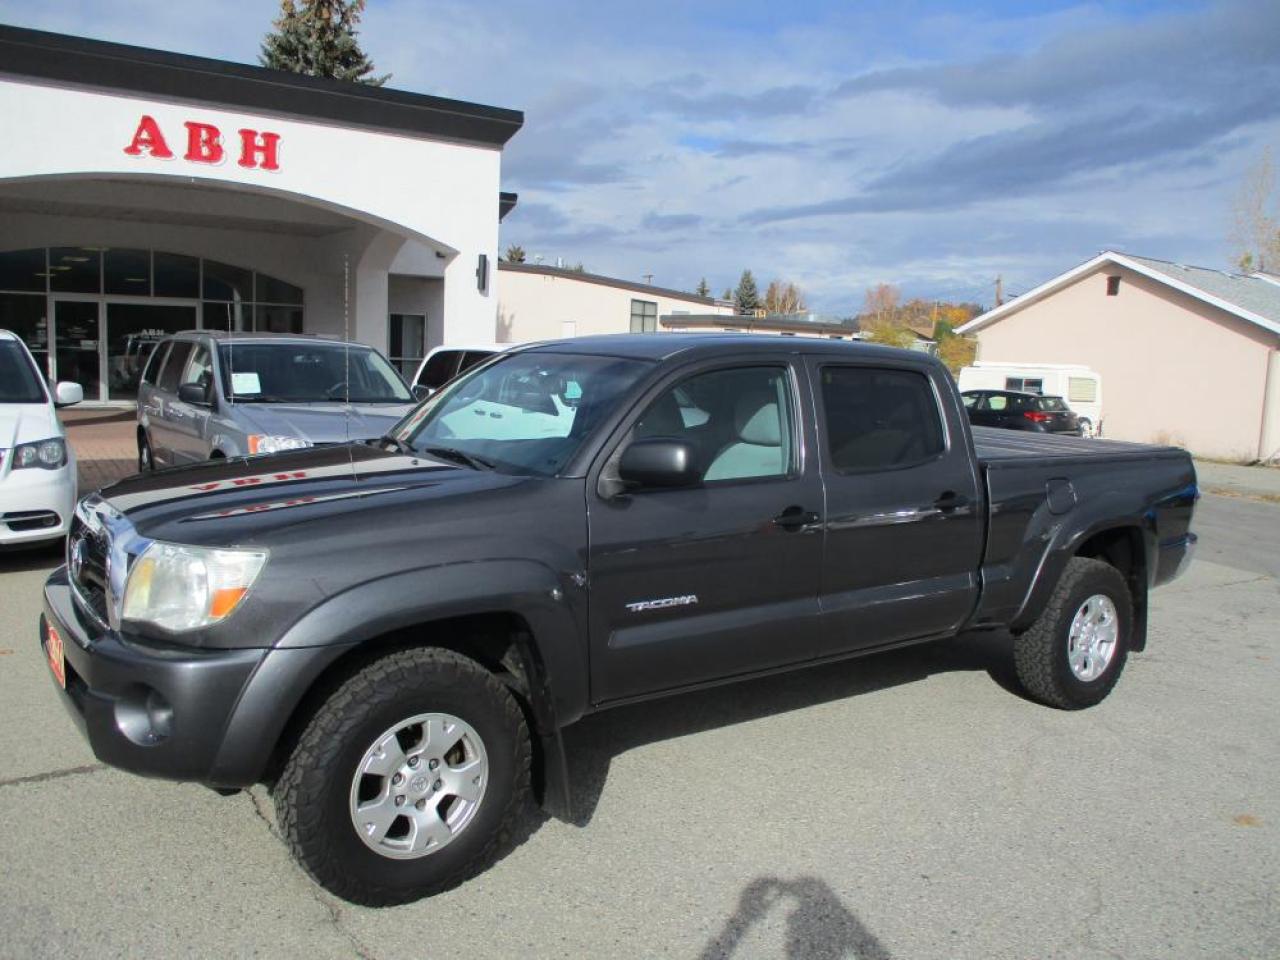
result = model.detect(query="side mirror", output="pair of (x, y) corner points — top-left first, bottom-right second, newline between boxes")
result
(53, 382), (83, 407)
(412, 384), (432, 401)
(178, 382), (210, 406)
(617, 438), (699, 489)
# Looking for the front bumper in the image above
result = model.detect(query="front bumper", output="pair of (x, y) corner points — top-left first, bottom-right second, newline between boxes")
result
(41, 567), (269, 783)
(0, 461), (75, 546)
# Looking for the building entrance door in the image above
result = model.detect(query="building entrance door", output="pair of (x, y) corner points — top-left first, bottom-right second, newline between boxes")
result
(106, 302), (197, 401)
(53, 300), (102, 401)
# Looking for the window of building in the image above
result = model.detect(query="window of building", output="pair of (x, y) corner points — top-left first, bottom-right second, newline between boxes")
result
(49, 247), (101, 294)
(632, 366), (794, 483)
(388, 313), (426, 379)
(630, 299), (658, 333)
(1005, 377), (1043, 394)
(1106, 275), (1121, 296)
(0, 248), (47, 292)
(820, 366), (944, 472)
(104, 248), (151, 296)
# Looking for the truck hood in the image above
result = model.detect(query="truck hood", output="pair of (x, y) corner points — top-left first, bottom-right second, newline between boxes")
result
(0, 402), (60, 451)
(230, 401), (415, 444)
(95, 443), (519, 545)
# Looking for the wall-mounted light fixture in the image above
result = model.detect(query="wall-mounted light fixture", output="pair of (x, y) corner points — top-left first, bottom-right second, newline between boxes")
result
(476, 253), (489, 294)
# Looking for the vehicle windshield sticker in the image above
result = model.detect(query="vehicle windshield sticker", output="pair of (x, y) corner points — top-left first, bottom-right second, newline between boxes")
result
(231, 371), (262, 394)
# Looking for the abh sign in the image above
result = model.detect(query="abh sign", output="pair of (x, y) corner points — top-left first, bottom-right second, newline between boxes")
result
(123, 115), (281, 171)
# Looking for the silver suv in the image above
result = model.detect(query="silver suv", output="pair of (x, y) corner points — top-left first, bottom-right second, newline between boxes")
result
(136, 331), (416, 469)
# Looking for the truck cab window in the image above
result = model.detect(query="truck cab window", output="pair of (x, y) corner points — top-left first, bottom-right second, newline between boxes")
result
(821, 367), (944, 471)
(633, 366), (793, 482)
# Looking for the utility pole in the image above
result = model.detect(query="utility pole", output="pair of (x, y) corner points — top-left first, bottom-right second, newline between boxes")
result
(995, 275), (1004, 307)
(643, 273), (654, 286)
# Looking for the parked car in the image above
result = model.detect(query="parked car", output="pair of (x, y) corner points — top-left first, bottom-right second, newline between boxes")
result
(136, 331), (417, 469)
(0, 330), (81, 547)
(43, 334), (1197, 905)
(962, 389), (1084, 436)
(411, 342), (511, 397)
(958, 362), (1102, 436)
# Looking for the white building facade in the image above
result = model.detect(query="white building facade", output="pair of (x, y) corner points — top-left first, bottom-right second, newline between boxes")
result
(0, 25), (522, 400)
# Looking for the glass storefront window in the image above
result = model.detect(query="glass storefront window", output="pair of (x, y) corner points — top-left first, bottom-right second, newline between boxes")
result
(104, 248), (152, 296)
(254, 304), (304, 333)
(106, 302), (198, 400)
(388, 313), (426, 379)
(49, 247), (102, 293)
(202, 260), (253, 302)
(0, 293), (49, 376)
(154, 252), (200, 298)
(254, 272), (304, 305)
(0, 248), (46, 292)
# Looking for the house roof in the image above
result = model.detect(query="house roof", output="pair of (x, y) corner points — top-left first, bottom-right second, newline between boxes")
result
(957, 251), (1280, 339)
(0, 24), (524, 148)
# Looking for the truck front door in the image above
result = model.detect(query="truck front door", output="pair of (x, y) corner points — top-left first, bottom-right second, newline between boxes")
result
(807, 358), (984, 650)
(586, 357), (825, 704)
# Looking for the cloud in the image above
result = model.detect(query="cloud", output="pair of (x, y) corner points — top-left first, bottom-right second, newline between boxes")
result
(642, 212), (702, 231)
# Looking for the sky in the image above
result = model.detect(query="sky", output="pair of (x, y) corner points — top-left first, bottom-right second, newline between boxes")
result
(2, 0), (1278, 312)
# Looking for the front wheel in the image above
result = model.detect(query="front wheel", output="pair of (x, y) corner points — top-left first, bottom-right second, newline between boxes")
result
(274, 647), (531, 905)
(1013, 557), (1132, 709)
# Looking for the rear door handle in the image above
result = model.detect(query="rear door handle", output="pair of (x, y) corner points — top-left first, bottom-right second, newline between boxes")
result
(772, 506), (820, 530)
(933, 491), (970, 512)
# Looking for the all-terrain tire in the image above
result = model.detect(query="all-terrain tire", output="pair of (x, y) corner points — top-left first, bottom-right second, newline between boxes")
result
(274, 647), (531, 906)
(1013, 557), (1133, 710)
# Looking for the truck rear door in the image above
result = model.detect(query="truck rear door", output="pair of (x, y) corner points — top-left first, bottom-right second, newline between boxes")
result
(805, 357), (984, 650)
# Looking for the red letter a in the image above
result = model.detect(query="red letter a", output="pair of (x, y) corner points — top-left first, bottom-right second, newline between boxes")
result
(123, 115), (173, 158)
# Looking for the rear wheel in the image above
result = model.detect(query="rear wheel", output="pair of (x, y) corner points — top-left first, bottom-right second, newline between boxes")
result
(1014, 557), (1132, 709)
(274, 647), (531, 906)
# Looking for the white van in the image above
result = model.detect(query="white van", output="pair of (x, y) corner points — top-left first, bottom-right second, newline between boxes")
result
(958, 362), (1103, 436)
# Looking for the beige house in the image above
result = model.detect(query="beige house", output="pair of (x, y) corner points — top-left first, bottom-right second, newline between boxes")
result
(496, 262), (732, 342)
(958, 252), (1280, 462)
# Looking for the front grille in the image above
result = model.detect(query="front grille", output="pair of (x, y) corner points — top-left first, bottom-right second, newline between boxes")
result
(67, 513), (112, 625)
(3, 510), (61, 532)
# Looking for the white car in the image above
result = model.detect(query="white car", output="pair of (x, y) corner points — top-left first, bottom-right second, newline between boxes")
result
(0, 330), (83, 548)
(411, 342), (513, 396)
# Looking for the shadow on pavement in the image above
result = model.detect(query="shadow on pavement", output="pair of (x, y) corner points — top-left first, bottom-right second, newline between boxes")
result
(561, 631), (1021, 828)
(0, 541), (64, 574)
(701, 875), (892, 960)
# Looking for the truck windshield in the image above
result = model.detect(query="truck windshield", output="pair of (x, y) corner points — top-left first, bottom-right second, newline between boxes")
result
(219, 342), (413, 404)
(390, 352), (649, 476)
(0, 340), (48, 404)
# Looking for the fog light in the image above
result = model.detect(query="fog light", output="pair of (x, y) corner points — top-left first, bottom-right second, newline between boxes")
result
(115, 685), (174, 746)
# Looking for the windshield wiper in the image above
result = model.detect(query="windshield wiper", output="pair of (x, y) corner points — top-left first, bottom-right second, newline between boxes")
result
(420, 446), (495, 471)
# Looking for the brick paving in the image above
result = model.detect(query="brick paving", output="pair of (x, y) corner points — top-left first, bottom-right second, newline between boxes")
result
(59, 409), (139, 493)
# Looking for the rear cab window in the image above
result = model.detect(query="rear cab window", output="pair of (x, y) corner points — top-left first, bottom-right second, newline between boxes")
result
(818, 366), (945, 472)
(420, 351), (461, 390)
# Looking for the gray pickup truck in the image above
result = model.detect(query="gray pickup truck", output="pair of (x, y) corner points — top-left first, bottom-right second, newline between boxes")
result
(41, 335), (1197, 905)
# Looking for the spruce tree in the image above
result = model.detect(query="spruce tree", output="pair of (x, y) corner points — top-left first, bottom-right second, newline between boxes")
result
(696, 277), (710, 298)
(261, 0), (389, 86)
(734, 270), (760, 315)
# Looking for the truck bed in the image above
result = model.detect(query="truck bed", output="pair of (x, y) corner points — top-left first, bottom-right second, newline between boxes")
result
(972, 426), (1186, 468)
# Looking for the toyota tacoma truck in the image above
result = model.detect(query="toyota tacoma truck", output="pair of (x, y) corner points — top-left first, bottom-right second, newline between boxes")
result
(40, 335), (1197, 905)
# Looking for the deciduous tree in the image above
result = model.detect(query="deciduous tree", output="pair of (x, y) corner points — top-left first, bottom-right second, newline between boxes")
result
(261, 0), (388, 86)
(763, 280), (807, 315)
(1231, 148), (1280, 272)
(862, 283), (901, 323)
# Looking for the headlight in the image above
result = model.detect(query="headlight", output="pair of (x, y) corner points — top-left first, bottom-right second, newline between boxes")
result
(247, 434), (312, 455)
(122, 542), (268, 632)
(12, 437), (67, 469)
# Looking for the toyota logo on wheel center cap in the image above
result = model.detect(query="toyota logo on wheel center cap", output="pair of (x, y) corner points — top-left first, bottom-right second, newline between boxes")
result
(410, 774), (428, 793)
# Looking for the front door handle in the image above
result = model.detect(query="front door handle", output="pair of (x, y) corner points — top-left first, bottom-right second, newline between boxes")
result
(772, 505), (820, 531)
(933, 491), (970, 512)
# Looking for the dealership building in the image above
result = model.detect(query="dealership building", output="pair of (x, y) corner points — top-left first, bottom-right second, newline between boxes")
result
(0, 24), (524, 401)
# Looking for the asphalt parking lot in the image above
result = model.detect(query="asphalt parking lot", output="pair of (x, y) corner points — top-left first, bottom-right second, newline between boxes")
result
(1, 493), (1277, 960)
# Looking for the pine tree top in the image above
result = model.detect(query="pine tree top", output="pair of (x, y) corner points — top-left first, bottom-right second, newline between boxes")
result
(261, 0), (389, 86)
